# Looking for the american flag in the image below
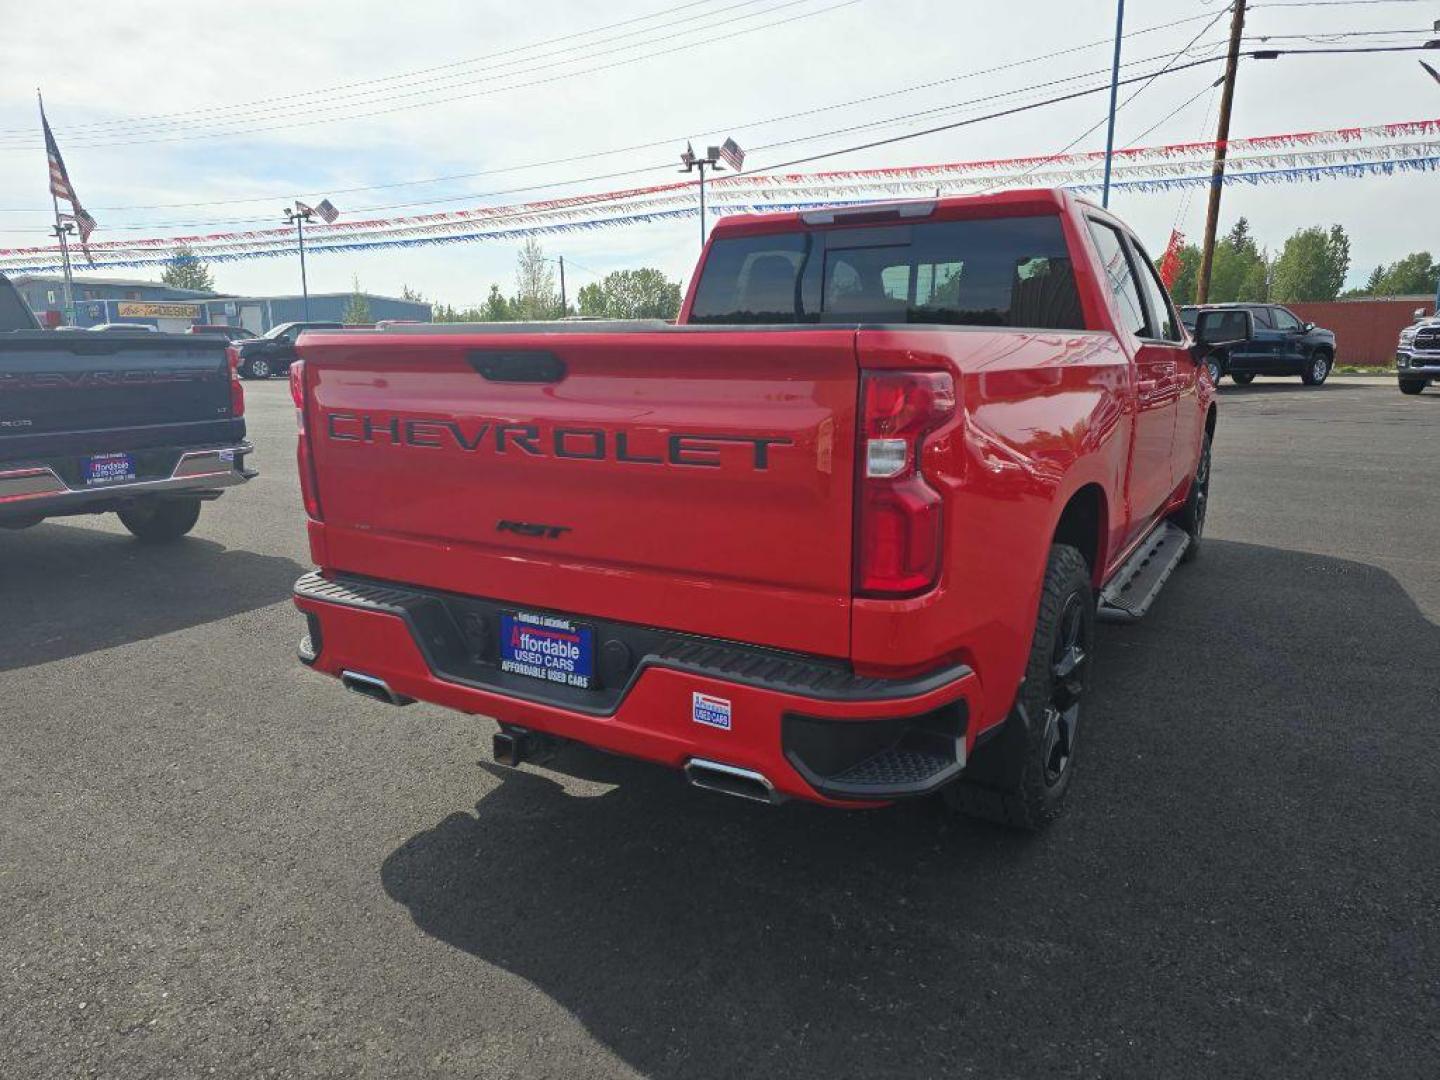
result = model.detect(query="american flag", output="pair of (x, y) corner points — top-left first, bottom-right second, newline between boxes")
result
(314, 198), (339, 223)
(41, 103), (98, 264)
(719, 137), (745, 172)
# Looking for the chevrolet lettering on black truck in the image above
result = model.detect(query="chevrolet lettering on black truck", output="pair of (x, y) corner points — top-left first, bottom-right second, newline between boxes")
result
(291, 190), (1227, 829)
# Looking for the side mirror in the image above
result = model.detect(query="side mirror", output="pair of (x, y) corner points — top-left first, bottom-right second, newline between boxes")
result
(1303, 321), (1316, 332)
(1193, 308), (1253, 348)
(1415, 307), (1426, 321)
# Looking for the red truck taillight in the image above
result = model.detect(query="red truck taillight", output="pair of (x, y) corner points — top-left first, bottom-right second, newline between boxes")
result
(290, 359), (323, 520)
(854, 370), (955, 597)
(226, 345), (245, 418)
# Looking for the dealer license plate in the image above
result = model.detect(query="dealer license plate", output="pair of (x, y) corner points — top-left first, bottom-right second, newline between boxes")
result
(84, 452), (137, 486)
(499, 611), (595, 689)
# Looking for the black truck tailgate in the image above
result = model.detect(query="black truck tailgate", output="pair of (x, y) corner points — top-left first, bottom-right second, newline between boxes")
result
(0, 332), (242, 461)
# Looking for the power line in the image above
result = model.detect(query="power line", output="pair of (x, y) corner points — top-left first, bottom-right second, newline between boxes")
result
(1, 0), (803, 146)
(0, 9), (1237, 212)
(0, 35), (1233, 227)
(5, 0), (859, 150)
(0, 0), (736, 137)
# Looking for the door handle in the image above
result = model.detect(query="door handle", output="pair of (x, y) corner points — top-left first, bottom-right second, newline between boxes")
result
(467, 349), (567, 383)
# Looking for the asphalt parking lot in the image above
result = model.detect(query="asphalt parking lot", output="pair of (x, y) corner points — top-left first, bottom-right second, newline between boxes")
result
(3, 376), (1437, 1080)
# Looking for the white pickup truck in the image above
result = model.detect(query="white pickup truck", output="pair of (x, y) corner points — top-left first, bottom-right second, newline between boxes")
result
(1397, 309), (1440, 396)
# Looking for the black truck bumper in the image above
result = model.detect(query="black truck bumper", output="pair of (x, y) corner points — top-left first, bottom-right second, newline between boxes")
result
(0, 442), (255, 524)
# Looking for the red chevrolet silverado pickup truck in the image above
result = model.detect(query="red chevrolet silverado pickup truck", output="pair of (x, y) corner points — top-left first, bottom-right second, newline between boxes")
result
(291, 189), (1223, 828)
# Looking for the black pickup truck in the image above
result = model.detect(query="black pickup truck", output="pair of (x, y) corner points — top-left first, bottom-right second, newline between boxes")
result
(0, 273), (254, 540)
(233, 321), (345, 379)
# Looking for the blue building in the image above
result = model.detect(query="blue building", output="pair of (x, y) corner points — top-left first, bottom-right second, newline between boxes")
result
(11, 274), (431, 331)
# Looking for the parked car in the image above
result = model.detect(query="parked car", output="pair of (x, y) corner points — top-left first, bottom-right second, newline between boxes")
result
(188, 324), (257, 341)
(290, 190), (1228, 830)
(0, 272), (254, 540)
(1178, 303), (1336, 386)
(87, 322), (159, 333)
(1396, 314), (1440, 395)
(232, 321), (346, 379)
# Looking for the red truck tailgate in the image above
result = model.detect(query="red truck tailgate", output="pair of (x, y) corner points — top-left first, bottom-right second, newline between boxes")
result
(301, 328), (859, 657)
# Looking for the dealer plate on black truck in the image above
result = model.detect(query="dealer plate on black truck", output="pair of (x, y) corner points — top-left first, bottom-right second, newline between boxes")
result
(500, 611), (595, 689)
(84, 452), (137, 485)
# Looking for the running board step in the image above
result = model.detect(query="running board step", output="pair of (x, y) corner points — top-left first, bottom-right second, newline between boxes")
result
(1098, 522), (1190, 622)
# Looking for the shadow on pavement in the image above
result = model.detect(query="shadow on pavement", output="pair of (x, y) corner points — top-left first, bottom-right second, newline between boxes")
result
(380, 540), (1439, 1079)
(0, 520), (303, 671)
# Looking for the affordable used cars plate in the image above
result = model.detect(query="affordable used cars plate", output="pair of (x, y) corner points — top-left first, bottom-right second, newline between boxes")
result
(84, 452), (137, 485)
(499, 611), (594, 689)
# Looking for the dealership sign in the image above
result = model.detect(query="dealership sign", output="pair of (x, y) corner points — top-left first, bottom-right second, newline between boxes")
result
(117, 301), (201, 319)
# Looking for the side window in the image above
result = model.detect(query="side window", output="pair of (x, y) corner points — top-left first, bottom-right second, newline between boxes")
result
(1272, 307), (1302, 332)
(1250, 307), (1274, 330)
(1130, 239), (1183, 343)
(1086, 220), (1148, 338)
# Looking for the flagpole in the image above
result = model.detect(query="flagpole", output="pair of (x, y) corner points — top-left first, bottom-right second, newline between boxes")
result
(38, 90), (75, 326)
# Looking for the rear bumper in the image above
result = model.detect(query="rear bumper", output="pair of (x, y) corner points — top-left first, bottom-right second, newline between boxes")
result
(294, 570), (980, 806)
(0, 443), (254, 521)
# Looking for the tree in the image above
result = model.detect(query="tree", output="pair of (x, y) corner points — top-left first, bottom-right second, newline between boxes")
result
(1205, 217), (1270, 303)
(343, 275), (372, 324)
(576, 268), (683, 320)
(1167, 244), (1202, 305)
(1372, 252), (1437, 296)
(512, 238), (560, 320)
(1270, 225), (1350, 303)
(161, 244), (214, 292)
(401, 284), (426, 302)
(483, 283), (514, 322)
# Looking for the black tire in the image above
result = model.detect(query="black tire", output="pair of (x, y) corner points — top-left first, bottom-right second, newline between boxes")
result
(242, 356), (271, 380)
(118, 498), (202, 543)
(1203, 355), (1223, 387)
(1230, 373), (1255, 385)
(1301, 351), (1331, 386)
(1399, 377), (1427, 396)
(1172, 432), (1211, 563)
(944, 544), (1094, 830)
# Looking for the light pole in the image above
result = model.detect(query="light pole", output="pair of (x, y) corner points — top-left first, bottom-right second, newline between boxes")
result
(283, 203), (315, 320)
(679, 143), (725, 247)
(1425, 50), (1440, 313)
(49, 219), (76, 326)
(1100, 0), (1126, 208)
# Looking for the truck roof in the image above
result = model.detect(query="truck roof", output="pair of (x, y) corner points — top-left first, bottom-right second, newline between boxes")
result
(707, 187), (1081, 239)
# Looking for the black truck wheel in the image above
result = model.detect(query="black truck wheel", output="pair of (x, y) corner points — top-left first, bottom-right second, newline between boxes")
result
(1301, 352), (1331, 386)
(1203, 355), (1223, 387)
(945, 544), (1094, 830)
(242, 356), (271, 379)
(1230, 373), (1255, 385)
(1399, 377), (1427, 396)
(118, 497), (202, 543)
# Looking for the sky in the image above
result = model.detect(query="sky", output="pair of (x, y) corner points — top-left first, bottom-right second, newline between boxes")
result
(0, 0), (1436, 305)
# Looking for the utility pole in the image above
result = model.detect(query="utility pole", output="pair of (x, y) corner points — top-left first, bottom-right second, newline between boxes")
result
(284, 203), (315, 320)
(679, 143), (725, 248)
(558, 254), (567, 315)
(1195, 0), (1247, 304)
(1100, 0), (1126, 208)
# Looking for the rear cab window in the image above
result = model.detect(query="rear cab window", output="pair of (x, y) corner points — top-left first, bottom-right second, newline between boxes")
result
(689, 214), (1085, 329)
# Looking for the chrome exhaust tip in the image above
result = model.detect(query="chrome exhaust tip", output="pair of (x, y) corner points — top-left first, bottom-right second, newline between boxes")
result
(684, 758), (782, 805)
(340, 670), (414, 706)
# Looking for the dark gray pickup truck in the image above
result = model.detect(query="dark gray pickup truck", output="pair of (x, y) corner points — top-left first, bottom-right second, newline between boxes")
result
(0, 273), (254, 540)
